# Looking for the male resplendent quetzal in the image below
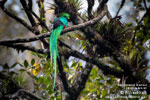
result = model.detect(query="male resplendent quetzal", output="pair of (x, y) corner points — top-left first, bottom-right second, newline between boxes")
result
(50, 13), (70, 90)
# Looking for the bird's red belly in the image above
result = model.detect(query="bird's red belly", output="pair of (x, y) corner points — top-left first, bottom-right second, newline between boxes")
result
(63, 26), (66, 29)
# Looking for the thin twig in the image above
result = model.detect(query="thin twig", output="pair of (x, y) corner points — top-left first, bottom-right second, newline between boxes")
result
(20, 0), (36, 27)
(30, 11), (50, 31)
(143, 0), (148, 10)
(97, 0), (108, 14)
(115, 0), (126, 17)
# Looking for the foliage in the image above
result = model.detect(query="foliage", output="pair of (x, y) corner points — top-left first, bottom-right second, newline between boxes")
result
(67, 0), (83, 10)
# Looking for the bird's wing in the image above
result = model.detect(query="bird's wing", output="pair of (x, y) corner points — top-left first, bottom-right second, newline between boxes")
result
(52, 18), (64, 29)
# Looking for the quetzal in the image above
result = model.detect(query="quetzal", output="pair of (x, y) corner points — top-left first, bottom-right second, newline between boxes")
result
(50, 12), (70, 90)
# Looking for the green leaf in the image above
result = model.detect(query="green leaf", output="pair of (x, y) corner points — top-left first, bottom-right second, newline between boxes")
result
(9, 71), (17, 76)
(126, 22), (132, 27)
(144, 16), (149, 26)
(101, 89), (107, 98)
(19, 69), (26, 72)
(40, 1), (44, 9)
(41, 29), (47, 33)
(78, 61), (82, 66)
(18, 62), (23, 67)
(64, 62), (69, 68)
(71, 62), (77, 68)
(42, 18), (46, 21)
(31, 59), (35, 65)
(24, 60), (28, 68)
(129, 49), (137, 60)
(3, 63), (9, 69)
(11, 62), (18, 68)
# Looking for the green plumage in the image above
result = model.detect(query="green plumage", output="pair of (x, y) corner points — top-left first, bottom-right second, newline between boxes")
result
(49, 13), (70, 91)
(50, 25), (64, 90)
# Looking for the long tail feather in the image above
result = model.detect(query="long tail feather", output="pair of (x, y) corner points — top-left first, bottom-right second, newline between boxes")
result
(50, 25), (64, 91)
(53, 50), (57, 90)
(50, 30), (54, 70)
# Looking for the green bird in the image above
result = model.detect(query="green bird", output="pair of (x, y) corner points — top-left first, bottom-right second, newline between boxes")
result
(50, 12), (70, 90)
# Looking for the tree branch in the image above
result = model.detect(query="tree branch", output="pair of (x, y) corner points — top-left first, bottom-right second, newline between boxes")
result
(2, 39), (149, 94)
(10, 89), (42, 100)
(57, 57), (73, 96)
(139, 10), (150, 24)
(0, 0), (49, 46)
(87, 0), (94, 19)
(97, 0), (108, 14)
(54, 0), (107, 53)
(62, 49), (124, 78)
(3, 40), (150, 94)
(24, 0), (49, 47)
(28, 0), (33, 11)
(0, 11), (107, 44)
(0, 1), (39, 35)
(57, 56), (93, 100)
(0, 43), (47, 54)
(106, 5), (112, 19)
(63, 48), (150, 94)
(71, 63), (93, 100)
(0, 41), (123, 79)
(0, 6), (122, 79)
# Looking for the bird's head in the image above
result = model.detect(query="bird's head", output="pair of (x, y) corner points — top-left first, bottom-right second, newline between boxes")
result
(60, 12), (70, 20)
